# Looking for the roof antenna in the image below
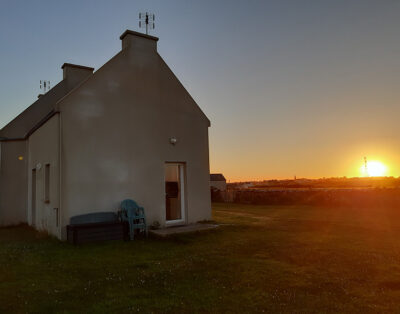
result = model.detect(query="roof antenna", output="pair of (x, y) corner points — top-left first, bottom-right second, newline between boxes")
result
(40, 80), (51, 94)
(139, 12), (155, 35)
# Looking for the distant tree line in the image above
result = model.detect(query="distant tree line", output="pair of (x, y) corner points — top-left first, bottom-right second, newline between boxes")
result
(228, 177), (400, 190)
(212, 188), (400, 207)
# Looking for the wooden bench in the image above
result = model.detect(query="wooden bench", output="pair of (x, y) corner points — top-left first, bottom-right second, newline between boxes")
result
(67, 212), (129, 245)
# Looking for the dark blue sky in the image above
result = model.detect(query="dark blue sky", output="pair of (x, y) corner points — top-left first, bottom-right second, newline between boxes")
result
(1, 0), (400, 180)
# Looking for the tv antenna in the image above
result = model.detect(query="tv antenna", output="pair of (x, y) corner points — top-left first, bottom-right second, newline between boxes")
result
(139, 12), (155, 35)
(364, 156), (368, 176)
(40, 80), (51, 94)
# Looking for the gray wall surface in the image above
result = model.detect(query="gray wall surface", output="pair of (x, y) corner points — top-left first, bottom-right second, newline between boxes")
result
(27, 115), (60, 237)
(0, 66), (92, 139)
(0, 140), (28, 225)
(0, 31), (211, 240)
(57, 32), (211, 239)
(0, 64), (92, 229)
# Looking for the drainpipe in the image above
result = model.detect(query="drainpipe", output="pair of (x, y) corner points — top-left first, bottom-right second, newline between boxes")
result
(58, 113), (63, 240)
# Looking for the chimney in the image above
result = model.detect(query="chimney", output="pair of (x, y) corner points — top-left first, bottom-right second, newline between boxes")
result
(61, 63), (94, 85)
(120, 30), (158, 51)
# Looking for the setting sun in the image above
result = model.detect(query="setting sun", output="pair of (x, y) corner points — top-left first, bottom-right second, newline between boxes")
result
(360, 160), (387, 177)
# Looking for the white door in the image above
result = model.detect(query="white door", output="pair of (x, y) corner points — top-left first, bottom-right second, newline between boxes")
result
(30, 162), (60, 237)
(165, 163), (186, 225)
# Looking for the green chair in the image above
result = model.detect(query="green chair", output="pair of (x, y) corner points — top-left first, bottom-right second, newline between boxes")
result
(120, 199), (147, 240)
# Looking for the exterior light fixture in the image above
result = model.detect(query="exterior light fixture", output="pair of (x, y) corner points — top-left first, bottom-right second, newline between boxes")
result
(18, 156), (24, 161)
(169, 137), (177, 145)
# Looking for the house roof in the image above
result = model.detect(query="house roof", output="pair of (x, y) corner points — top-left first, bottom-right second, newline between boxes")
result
(0, 30), (210, 140)
(0, 64), (93, 140)
(210, 173), (226, 182)
(0, 80), (67, 139)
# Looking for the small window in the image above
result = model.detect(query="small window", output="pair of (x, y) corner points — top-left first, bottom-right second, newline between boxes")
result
(44, 164), (50, 203)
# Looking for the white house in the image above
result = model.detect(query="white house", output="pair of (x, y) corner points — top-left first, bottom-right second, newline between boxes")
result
(0, 30), (211, 240)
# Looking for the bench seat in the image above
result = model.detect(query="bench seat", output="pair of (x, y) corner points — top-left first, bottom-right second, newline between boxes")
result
(67, 212), (129, 245)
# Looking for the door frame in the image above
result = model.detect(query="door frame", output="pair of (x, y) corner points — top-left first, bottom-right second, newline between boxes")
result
(31, 168), (36, 227)
(165, 162), (187, 226)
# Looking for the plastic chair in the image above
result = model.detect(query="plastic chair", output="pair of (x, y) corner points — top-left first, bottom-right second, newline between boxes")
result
(120, 199), (147, 240)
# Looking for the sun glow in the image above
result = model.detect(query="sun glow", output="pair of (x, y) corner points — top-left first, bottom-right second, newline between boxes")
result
(360, 160), (387, 177)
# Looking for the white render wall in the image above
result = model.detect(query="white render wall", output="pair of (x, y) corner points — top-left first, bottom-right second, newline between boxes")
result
(0, 141), (27, 226)
(27, 115), (60, 237)
(0, 32), (211, 240)
(56, 33), (211, 239)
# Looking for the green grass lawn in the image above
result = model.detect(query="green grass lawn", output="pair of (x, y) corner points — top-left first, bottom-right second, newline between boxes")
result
(2, 203), (400, 313)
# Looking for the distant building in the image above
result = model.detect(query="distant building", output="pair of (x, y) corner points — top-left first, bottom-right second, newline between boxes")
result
(210, 174), (227, 191)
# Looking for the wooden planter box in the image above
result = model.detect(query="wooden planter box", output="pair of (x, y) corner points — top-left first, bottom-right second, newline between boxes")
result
(67, 221), (129, 245)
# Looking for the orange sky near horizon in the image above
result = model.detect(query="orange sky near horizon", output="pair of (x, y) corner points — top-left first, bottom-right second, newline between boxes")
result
(210, 134), (400, 182)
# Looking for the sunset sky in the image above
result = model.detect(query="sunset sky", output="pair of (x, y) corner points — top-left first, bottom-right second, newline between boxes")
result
(0, 0), (399, 181)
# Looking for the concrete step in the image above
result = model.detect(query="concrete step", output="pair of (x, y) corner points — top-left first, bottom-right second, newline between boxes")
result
(149, 223), (218, 237)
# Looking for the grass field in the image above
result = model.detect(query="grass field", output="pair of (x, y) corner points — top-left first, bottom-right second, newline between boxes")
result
(2, 203), (400, 313)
